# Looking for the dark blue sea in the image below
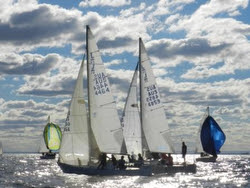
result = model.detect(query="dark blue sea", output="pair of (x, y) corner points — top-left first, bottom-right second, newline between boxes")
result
(0, 154), (249, 187)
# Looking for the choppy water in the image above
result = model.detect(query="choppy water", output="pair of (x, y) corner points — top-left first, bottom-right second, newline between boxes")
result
(0, 154), (249, 188)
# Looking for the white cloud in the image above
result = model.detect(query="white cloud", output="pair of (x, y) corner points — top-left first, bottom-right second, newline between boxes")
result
(0, 1), (83, 53)
(105, 59), (126, 67)
(79, 0), (131, 7)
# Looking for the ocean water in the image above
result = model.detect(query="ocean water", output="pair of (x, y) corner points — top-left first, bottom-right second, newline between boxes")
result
(0, 154), (249, 188)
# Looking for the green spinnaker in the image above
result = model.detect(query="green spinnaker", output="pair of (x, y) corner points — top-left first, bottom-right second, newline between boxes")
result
(43, 123), (62, 151)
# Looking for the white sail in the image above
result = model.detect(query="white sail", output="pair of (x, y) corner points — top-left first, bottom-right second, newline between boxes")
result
(38, 116), (50, 153)
(122, 64), (143, 156)
(86, 26), (126, 154)
(38, 136), (49, 153)
(139, 38), (174, 154)
(59, 60), (89, 166)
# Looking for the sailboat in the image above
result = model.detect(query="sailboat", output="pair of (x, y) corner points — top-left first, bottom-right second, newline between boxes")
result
(196, 107), (226, 162)
(58, 26), (151, 176)
(122, 38), (196, 174)
(40, 116), (62, 159)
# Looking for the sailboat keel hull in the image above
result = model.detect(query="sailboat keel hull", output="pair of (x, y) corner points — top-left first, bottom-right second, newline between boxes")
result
(58, 162), (152, 176)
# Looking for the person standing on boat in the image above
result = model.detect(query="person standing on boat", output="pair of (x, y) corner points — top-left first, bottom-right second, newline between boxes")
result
(160, 153), (167, 164)
(111, 154), (117, 169)
(118, 156), (126, 170)
(167, 153), (173, 166)
(182, 142), (187, 163)
(137, 153), (144, 166)
(97, 153), (107, 169)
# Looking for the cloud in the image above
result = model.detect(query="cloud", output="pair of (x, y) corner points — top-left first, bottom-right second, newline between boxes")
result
(0, 2), (83, 53)
(0, 53), (59, 76)
(193, 0), (248, 18)
(0, 53), (82, 97)
(148, 38), (230, 59)
(0, 99), (69, 127)
(97, 36), (134, 49)
(17, 73), (76, 97)
(79, 0), (131, 7)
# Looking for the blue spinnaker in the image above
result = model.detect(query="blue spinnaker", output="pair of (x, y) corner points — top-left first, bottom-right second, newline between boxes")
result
(200, 116), (226, 156)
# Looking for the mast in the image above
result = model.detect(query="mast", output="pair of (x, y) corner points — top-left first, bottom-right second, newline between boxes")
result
(139, 38), (143, 136)
(86, 25), (91, 162)
(207, 106), (210, 116)
(139, 38), (145, 156)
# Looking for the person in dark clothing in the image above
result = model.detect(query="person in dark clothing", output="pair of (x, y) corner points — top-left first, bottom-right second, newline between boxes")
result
(167, 153), (173, 166)
(182, 142), (187, 163)
(111, 154), (117, 168)
(118, 156), (126, 170)
(97, 153), (107, 169)
(160, 153), (167, 165)
(151, 152), (160, 160)
(136, 153), (144, 167)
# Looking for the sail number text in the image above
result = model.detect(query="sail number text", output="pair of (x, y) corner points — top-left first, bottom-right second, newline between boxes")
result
(146, 85), (160, 107)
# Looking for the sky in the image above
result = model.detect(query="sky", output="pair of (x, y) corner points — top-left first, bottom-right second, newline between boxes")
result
(0, 0), (249, 153)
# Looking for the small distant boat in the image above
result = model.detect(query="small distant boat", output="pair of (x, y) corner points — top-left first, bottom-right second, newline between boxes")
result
(40, 116), (62, 159)
(122, 38), (196, 174)
(58, 26), (151, 176)
(196, 107), (226, 162)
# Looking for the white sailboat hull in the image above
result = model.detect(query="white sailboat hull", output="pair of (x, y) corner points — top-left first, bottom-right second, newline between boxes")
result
(58, 161), (152, 176)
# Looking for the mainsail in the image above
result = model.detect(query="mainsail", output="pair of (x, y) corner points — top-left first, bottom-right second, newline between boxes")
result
(139, 38), (174, 154)
(59, 60), (90, 166)
(122, 64), (143, 155)
(86, 26), (126, 154)
(200, 107), (226, 156)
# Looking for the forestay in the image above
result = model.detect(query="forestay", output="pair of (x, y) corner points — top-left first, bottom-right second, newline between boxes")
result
(59, 60), (90, 166)
(139, 38), (174, 154)
(87, 26), (126, 154)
